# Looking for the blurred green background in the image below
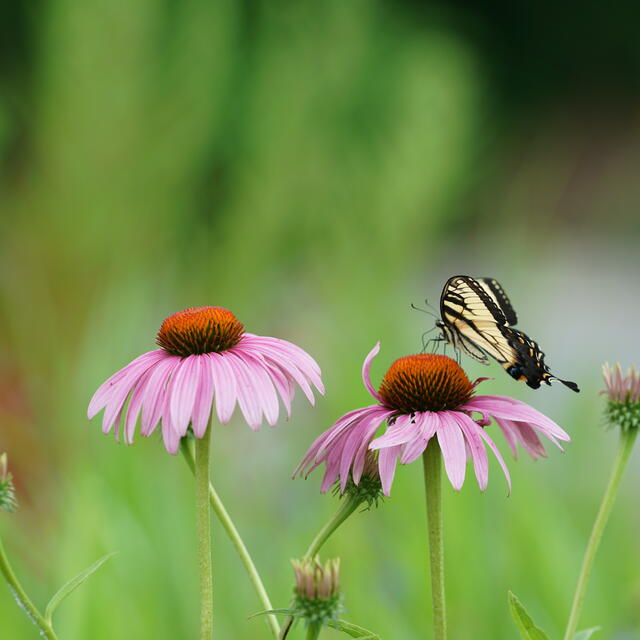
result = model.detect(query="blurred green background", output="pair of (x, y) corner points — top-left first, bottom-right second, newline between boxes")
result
(1, 1), (640, 638)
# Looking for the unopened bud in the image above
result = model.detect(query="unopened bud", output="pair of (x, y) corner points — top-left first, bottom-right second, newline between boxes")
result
(0, 453), (17, 512)
(291, 556), (342, 627)
(601, 363), (640, 431)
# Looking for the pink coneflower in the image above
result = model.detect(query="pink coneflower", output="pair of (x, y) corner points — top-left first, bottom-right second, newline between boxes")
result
(296, 342), (569, 496)
(88, 306), (324, 453)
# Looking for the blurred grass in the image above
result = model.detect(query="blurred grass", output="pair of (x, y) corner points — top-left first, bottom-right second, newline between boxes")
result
(1, 1), (640, 639)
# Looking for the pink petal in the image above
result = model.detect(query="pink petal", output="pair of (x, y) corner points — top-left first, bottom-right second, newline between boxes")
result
(370, 414), (419, 449)
(494, 417), (520, 459)
(463, 396), (570, 442)
(224, 352), (264, 429)
(436, 413), (467, 490)
(400, 413), (438, 464)
(238, 353), (280, 426)
(378, 445), (401, 496)
(208, 352), (238, 424)
(88, 350), (165, 418)
(169, 356), (201, 437)
(140, 357), (181, 436)
(475, 425), (512, 494)
(192, 356), (214, 438)
(237, 337), (320, 402)
(362, 342), (384, 402)
(452, 413), (489, 490)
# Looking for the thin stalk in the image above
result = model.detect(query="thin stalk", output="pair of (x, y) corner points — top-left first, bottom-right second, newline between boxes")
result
(304, 623), (321, 640)
(0, 535), (59, 640)
(180, 439), (280, 639)
(195, 426), (213, 640)
(563, 428), (638, 640)
(279, 495), (362, 640)
(303, 495), (361, 559)
(423, 443), (446, 640)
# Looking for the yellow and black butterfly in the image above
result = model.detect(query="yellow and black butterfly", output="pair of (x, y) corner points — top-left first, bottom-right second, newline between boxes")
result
(435, 275), (579, 392)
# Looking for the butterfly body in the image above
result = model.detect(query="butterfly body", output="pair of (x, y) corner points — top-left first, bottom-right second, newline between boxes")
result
(436, 275), (579, 392)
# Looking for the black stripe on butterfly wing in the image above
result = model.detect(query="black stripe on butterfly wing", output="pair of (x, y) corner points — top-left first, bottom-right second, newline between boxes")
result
(478, 278), (518, 326)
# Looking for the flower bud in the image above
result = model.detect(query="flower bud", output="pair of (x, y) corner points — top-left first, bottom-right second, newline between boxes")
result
(601, 363), (640, 431)
(0, 453), (18, 513)
(335, 451), (384, 509)
(291, 556), (342, 627)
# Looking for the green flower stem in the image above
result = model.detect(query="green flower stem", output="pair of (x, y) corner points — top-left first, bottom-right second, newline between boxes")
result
(423, 443), (447, 640)
(195, 427), (214, 640)
(180, 439), (280, 639)
(0, 534), (59, 640)
(279, 495), (362, 640)
(304, 623), (321, 640)
(563, 428), (638, 640)
(303, 495), (361, 559)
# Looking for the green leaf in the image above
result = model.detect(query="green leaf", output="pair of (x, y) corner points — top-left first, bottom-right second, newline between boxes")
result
(327, 619), (381, 639)
(507, 591), (550, 640)
(248, 608), (299, 620)
(45, 552), (117, 624)
(574, 628), (601, 640)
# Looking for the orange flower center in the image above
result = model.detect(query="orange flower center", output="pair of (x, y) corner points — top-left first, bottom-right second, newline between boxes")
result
(156, 307), (244, 357)
(378, 354), (474, 413)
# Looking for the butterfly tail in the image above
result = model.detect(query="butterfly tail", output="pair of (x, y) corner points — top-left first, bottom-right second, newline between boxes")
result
(556, 377), (580, 393)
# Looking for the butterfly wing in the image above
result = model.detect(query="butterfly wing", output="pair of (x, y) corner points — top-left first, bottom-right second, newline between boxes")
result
(439, 275), (509, 364)
(500, 327), (580, 392)
(477, 277), (518, 326)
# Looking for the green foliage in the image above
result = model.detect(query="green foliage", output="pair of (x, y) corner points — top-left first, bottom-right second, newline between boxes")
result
(44, 553), (118, 625)
(574, 628), (601, 640)
(508, 592), (550, 640)
(327, 619), (382, 638)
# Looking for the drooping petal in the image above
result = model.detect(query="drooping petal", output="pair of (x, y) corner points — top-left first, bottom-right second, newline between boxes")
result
(338, 410), (387, 491)
(362, 342), (384, 403)
(378, 445), (401, 496)
(452, 412), (489, 490)
(237, 352), (281, 426)
(436, 413), (466, 490)
(237, 337), (319, 404)
(140, 356), (181, 436)
(500, 419), (548, 460)
(224, 352), (263, 429)
(494, 417), (520, 458)
(475, 424), (512, 494)
(169, 355), (201, 437)
(241, 334), (323, 391)
(88, 350), (165, 419)
(208, 351), (238, 424)
(191, 356), (214, 438)
(463, 396), (570, 442)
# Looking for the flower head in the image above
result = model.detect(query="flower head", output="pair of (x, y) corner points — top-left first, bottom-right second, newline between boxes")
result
(601, 363), (640, 431)
(0, 453), (18, 512)
(291, 556), (342, 627)
(88, 306), (324, 454)
(296, 342), (570, 496)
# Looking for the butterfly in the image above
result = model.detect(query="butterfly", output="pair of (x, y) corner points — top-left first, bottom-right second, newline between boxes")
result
(435, 275), (579, 392)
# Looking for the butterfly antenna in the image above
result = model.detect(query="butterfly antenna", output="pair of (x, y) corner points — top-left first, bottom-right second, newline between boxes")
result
(411, 302), (439, 320)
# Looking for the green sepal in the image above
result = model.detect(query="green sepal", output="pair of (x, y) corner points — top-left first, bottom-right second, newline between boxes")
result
(327, 619), (381, 638)
(44, 552), (117, 624)
(507, 591), (550, 640)
(574, 628), (601, 639)
(248, 608), (300, 619)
